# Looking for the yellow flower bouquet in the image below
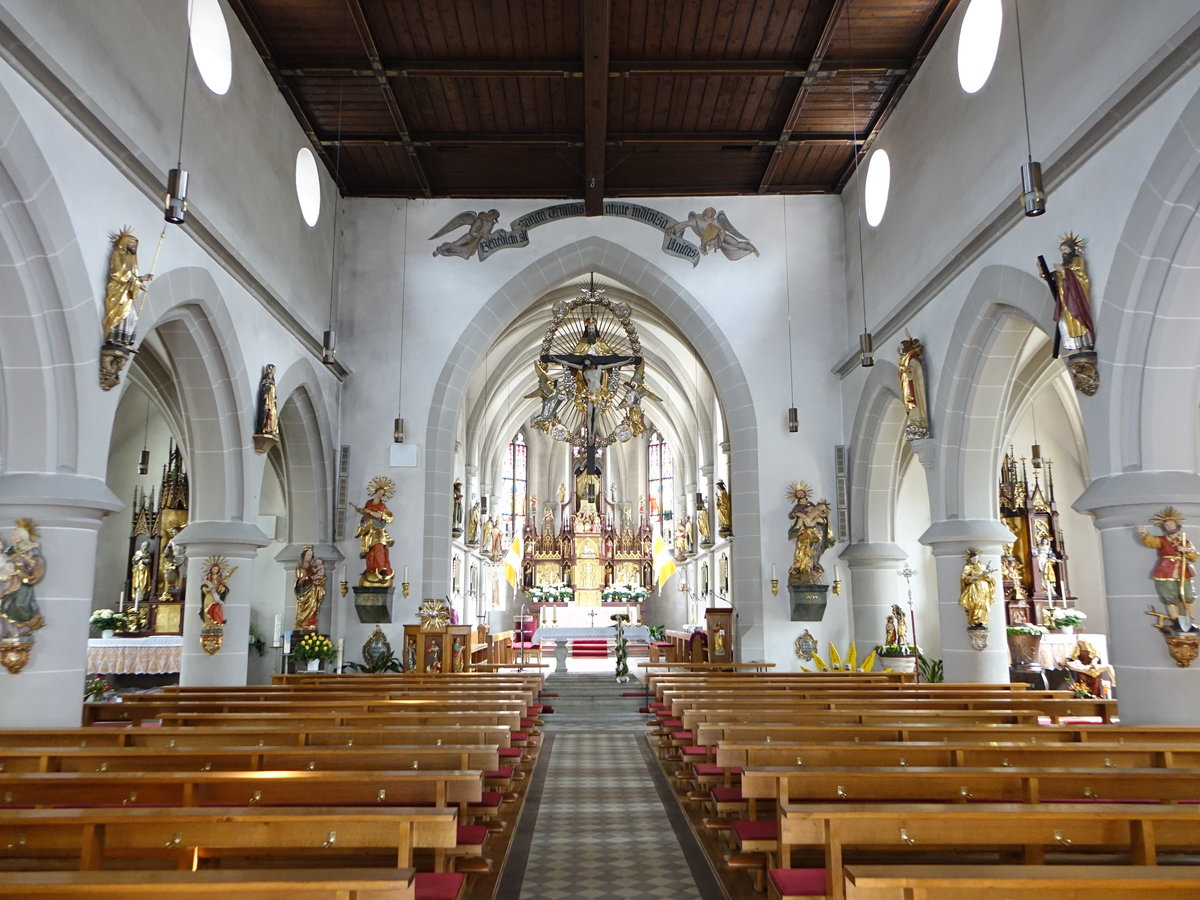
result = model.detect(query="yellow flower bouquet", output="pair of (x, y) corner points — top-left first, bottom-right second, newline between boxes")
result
(291, 633), (336, 663)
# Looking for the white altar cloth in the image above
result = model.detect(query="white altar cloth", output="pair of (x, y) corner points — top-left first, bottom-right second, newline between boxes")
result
(87, 636), (183, 674)
(533, 625), (651, 643)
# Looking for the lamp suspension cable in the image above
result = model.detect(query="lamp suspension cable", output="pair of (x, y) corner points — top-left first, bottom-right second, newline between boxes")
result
(1015, 0), (1046, 216)
(165, 4), (193, 224)
(848, 1), (874, 367)
(783, 204), (799, 431)
(394, 201), (409, 443)
(324, 17), (346, 366)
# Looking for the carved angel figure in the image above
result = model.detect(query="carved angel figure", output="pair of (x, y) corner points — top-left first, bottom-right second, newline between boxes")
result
(526, 360), (567, 432)
(429, 209), (501, 260)
(670, 207), (759, 260)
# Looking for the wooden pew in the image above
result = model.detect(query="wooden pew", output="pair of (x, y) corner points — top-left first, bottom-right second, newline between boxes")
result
(150, 711), (523, 731)
(0, 744), (501, 775)
(0, 806), (457, 871)
(0, 769), (484, 813)
(840, 864), (1200, 900)
(776, 802), (1200, 900)
(85, 699), (528, 728)
(0, 867), (417, 899)
(0, 726), (513, 750)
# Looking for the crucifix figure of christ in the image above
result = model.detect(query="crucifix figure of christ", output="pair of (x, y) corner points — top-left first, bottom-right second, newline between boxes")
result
(540, 344), (642, 476)
(588, 608), (597, 628)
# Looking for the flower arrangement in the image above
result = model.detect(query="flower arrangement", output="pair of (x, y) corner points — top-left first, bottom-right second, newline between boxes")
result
(89, 608), (127, 632)
(291, 633), (336, 663)
(527, 583), (573, 602)
(83, 674), (111, 701)
(1067, 679), (1094, 699)
(1005, 622), (1049, 636)
(875, 643), (919, 657)
(602, 582), (649, 603)
(1049, 607), (1087, 628)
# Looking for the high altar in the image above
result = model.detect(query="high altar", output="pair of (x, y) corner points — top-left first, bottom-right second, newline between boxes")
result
(520, 466), (654, 618)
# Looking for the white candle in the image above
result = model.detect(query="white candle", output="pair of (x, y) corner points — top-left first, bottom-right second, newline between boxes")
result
(835, 565), (841, 581)
(283, 632), (291, 655)
(132, 592), (139, 612)
(336, 638), (344, 674)
(403, 566), (409, 582)
(272, 614), (283, 647)
(771, 564), (777, 581)
(340, 564), (346, 583)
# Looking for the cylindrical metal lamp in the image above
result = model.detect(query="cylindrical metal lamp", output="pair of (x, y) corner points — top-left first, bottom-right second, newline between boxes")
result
(1021, 161), (1046, 217)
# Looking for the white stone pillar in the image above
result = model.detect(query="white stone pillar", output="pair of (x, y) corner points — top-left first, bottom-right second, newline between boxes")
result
(840, 542), (908, 648)
(1075, 471), (1200, 725)
(174, 520), (269, 686)
(920, 519), (1014, 683)
(0, 473), (121, 726)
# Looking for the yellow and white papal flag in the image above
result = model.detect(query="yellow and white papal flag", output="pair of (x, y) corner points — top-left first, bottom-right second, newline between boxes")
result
(503, 535), (523, 588)
(653, 533), (677, 587)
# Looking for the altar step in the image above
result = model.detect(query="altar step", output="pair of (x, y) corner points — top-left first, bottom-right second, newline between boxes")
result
(570, 639), (610, 658)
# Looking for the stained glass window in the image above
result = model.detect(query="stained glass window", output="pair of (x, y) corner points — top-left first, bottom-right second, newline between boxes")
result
(502, 433), (527, 537)
(648, 432), (673, 536)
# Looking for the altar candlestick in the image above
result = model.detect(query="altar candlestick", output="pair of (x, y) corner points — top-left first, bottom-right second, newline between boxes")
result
(336, 638), (344, 674)
(283, 632), (291, 655)
(272, 614), (283, 647)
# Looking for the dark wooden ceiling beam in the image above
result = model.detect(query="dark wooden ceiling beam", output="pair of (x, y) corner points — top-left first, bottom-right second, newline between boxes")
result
(758, 0), (848, 194)
(345, 0), (431, 197)
(582, 0), (611, 216)
(323, 131), (852, 147)
(224, 0), (342, 189)
(277, 58), (907, 79)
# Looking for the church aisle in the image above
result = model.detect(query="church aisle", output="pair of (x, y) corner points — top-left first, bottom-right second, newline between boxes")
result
(499, 672), (721, 899)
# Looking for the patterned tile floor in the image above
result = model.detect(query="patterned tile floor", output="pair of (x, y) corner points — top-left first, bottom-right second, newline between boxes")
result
(499, 670), (722, 899)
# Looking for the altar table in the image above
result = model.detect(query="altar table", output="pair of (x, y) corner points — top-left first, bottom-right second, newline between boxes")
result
(532, 625), (652, 673)
(87, 636), (183, 675)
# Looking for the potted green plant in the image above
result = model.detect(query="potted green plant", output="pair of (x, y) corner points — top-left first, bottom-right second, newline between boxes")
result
(291, 633), (336, 672)
(1048, 607), (1087, 635)
(611, 613), (630, 682)
(1005, 622), (1049, 666)
(89, 608), (126, 638)
(874, 642), (918, 673)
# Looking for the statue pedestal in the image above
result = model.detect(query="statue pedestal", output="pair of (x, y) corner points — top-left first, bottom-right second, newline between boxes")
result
(352, 585), (395, 623)
(788, 583), (829, 621)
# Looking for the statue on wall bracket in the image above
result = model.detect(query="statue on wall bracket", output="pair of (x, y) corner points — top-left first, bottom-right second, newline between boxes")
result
(99, 226), (159, 391)
(349, 477), (397, 623)
(786, 481), (835, 621)
(0, 518), (46, 674)
(252, 364), (280, 454)
(1136, 506), (1200, 668)
(198, 556), (237, 656)
(959, 547), (997, 650)
(1038, 232), (1098, 396)
(898, 330), (931, 441)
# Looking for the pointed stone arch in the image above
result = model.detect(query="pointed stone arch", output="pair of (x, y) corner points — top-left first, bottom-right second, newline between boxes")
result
(1102, 82), (1200, 476)
(424, 237), (764, 655)
(933, 265), (1054, 522)
(275, 358), (337, 542)
(846, 360), (906, 545)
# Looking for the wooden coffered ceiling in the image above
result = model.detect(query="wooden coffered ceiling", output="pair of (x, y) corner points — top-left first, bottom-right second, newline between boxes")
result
(227, 0), (960, 210)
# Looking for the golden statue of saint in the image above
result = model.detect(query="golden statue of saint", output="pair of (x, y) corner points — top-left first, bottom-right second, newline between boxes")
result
(959, 548), (997, 627)
(102, 228), (152, 339)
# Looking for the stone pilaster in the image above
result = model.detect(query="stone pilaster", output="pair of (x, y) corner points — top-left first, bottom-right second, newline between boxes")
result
(840, 542), (909, 649)
(1075, 471), (1200, 725)
(174, 520), (269, 686)
(920, 518), (1015, 683)
(0, 473), (121, 726)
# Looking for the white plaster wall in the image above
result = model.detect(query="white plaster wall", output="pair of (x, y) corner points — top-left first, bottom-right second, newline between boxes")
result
(0, 0), (340, 334)
(894, 456), (940, 654)
(337, 194), (848, 659)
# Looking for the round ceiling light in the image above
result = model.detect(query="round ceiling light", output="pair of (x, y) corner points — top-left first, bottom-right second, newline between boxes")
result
(189, 0), (232, 95)
(295, 148), (321, 226)
(864, 149), (891, 227)
(957, 0), (1002, 94)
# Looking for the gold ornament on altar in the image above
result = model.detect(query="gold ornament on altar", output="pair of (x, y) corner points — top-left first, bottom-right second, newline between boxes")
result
(418, 598), (451, 633)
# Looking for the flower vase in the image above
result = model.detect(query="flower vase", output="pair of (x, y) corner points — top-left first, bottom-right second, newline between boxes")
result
(101, 630), (114, 640)
(1060, 625), (1075, 636)
(306, 659), (321, 672)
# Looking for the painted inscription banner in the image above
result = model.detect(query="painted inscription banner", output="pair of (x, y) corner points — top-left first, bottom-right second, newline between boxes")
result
(430, 202), (759, 266)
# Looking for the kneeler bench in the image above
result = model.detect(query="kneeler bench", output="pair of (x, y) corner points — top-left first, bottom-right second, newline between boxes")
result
(0, 867), (419, 899)
(841, 864), (1200, 900)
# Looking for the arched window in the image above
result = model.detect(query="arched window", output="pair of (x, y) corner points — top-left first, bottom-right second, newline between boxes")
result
(501, 433), (527, 537)
(648, 432), (673, 536)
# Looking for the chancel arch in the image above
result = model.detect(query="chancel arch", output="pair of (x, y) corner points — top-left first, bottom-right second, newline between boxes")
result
(425, 236), (762, 655)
